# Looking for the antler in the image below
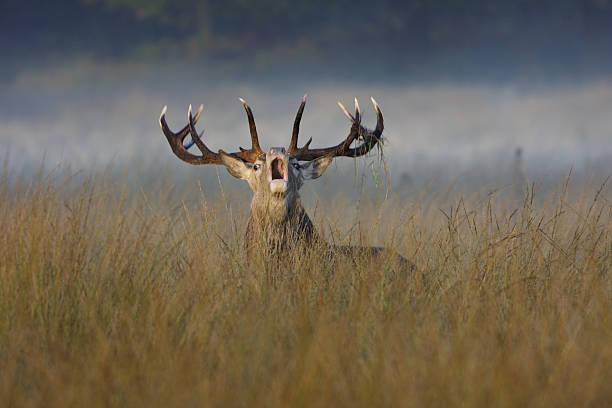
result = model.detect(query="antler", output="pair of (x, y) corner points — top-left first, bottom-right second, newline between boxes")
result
(288, 96), (384, 161)
(159, 100), (264, 165)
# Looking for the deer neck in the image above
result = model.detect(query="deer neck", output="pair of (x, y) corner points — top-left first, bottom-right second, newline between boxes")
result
(245, 192), (319, 257)
(248, 192), (302, 232)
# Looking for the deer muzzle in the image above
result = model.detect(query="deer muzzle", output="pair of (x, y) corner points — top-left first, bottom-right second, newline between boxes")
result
(267, 148), (288, 194)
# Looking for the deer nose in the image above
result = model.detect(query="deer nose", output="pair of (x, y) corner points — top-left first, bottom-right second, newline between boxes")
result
(269, 147), (286, 156)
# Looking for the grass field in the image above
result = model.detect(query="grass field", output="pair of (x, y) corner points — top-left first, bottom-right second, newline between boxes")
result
(0, 166), (610, 407)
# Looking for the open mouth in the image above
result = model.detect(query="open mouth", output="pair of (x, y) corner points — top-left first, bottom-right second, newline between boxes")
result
(271, 158), (285, 180)
(269, 157), (288, 194)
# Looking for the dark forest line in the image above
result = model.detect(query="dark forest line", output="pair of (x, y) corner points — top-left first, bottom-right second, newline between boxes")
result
(3, 0), (612, 81)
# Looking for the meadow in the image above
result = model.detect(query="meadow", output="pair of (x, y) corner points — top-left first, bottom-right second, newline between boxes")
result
(0, 164), (610, 407)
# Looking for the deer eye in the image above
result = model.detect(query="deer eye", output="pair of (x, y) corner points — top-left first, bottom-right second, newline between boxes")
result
(292, 162), (301, 170)
(253, 164), (261, 171)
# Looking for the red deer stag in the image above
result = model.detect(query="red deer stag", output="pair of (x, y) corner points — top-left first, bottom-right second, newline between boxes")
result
(160, 96), (409, 267)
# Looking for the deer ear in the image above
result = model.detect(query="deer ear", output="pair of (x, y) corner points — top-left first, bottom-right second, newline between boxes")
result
(219, 151), (252, 180)
(301, 155), (333, 180)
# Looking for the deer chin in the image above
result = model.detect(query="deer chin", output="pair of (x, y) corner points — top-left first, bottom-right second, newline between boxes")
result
(269, 179), (288, 195)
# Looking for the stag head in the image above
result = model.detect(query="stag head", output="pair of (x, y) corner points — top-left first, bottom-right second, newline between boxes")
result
(159, 95), (383, 226)
(219, 146), (331, 215)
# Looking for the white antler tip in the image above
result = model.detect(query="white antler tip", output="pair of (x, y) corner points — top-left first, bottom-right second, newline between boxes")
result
(239, 97), (246, 104)
(370, 97), (378, 108)
(188, 104), (193, 115)
(337, 101), (353, 122)
(354, 97), (360, 113)
(302, 94), (307, 102)
(159, 106), (168, 127)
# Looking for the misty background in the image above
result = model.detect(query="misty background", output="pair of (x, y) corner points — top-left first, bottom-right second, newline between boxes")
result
(1, 0), (611, 196)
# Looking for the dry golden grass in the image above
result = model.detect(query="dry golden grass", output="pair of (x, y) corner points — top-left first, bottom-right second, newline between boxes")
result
(0, 167), (610, 407)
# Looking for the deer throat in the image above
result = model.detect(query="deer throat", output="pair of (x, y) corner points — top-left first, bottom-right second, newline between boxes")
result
(250, 193), (301, 229)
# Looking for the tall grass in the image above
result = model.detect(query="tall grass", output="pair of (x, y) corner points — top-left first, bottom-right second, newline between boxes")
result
(0, 166), (610, 407)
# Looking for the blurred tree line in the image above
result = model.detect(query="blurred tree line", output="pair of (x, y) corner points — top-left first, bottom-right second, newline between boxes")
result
(82, 0), (612, 56)
(2, 0), (612, 78)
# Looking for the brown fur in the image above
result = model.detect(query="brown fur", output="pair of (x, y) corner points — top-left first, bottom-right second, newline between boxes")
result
(221, 148), (414, 273)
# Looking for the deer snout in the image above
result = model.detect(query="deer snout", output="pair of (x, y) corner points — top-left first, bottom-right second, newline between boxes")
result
(269, 147), (286, 155)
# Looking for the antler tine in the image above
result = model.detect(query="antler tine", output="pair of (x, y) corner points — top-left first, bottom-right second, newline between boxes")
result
(159, 105), (218, 165)
(337, 101), (355, 122)
(370, 97), (383, 136)
(291, 97), (384, 162)
(182, 104), (204, 149)
(187, 104), (220, 162)
(239, 98), (263, 155)
(289, 94), (307, 153)
(160, 102), (265, 165)
(160, 104), (203, 146)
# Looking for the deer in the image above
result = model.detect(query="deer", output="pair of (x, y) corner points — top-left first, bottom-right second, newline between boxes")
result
(159, 96), (413, 271)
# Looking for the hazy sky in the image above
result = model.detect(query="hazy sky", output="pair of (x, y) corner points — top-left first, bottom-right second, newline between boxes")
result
(1, 1), (611, 184)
